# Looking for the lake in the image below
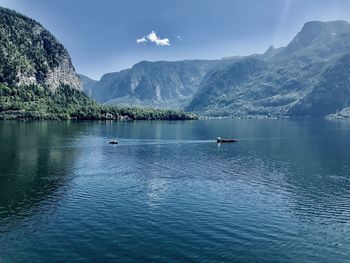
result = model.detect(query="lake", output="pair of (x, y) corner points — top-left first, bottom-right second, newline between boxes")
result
(1, 119), (350, 262)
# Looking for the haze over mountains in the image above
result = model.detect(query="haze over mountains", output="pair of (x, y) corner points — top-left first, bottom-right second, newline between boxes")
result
(81, 20), (350, 118)
(79, 59), (237, 108)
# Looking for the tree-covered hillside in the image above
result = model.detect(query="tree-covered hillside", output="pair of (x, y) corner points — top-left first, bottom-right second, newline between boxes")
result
(186, 21), (350, 118)
(0, 83), (197, 120)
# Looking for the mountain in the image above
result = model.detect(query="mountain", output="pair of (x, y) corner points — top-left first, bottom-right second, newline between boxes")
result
(186, 20), (350, 118)
(0, 7), (196, 120)
(81, 59), (237, 108)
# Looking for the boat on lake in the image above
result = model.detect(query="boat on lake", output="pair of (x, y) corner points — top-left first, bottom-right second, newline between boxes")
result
(109, 140), (118, 144)
(217, 137), (238, 143)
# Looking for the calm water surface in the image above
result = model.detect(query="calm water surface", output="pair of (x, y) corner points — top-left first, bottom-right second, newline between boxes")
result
(0, 119), (350, 262)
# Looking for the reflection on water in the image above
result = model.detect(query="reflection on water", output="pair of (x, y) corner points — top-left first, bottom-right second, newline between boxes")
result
(0, 122), (88, 235)
(0, 120), (350, 262)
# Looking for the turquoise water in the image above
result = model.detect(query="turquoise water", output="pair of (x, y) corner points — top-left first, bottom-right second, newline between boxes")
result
(1, 120), (350, 262)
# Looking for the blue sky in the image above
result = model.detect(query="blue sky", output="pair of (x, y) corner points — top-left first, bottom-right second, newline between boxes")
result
(1, 0), (350, 79)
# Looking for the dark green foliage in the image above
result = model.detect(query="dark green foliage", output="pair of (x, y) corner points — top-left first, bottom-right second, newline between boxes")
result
(0, 84), (197, 120)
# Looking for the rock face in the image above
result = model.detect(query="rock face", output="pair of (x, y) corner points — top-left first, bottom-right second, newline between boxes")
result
(81, 59), (236, 108)
(0, 7), (81, 91)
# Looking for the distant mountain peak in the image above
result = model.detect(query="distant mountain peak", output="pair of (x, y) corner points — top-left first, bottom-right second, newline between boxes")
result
(303, 20), (350, 28)
(262, 45), (283, 59)
(264, 45), (277, 55)
(287, 20), (350, 51)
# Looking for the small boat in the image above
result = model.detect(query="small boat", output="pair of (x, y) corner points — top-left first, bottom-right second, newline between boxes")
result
(217, 137), (238, 143)
(109, 140), (118, 144)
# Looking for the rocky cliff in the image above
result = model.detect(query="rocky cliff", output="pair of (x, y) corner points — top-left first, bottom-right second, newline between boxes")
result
(0, 6), (81, 91)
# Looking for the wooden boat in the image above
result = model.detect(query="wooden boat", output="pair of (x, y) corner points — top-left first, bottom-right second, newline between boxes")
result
(217, 137), (238, 143)
(109, 140), (118, 144)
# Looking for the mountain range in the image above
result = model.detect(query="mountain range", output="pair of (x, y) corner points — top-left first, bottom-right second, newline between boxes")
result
(81, 20), (350, 118)
(79, 59), (237, 108)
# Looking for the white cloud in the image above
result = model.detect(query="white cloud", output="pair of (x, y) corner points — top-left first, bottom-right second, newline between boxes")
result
(136, 31), (170, 46)
(136, 37), (147, 43)
(147, 31), (170, 46)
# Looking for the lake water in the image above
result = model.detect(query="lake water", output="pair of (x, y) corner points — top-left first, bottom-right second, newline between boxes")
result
(1, 119), (350, 262)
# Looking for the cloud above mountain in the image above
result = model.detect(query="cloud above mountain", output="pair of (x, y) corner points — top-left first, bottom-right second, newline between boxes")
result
(136, 31), (170, 46)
